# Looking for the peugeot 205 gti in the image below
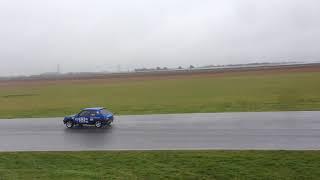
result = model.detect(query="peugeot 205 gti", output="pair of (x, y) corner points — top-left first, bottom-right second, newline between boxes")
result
(63, 107), (114, 128)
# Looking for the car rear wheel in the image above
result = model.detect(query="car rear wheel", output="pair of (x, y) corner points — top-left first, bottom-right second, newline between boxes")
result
(65, 121), (74, 128)
(95, 120), (102, 128)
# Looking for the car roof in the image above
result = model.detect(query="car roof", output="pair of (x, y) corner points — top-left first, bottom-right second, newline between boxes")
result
(82, 107), (105, 111)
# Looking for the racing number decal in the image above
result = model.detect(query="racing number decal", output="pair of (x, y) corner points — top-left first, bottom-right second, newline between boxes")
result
(76, 117), (88, 123)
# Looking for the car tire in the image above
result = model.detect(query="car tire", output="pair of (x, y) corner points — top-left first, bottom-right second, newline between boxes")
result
(105, 121), (112, 126)
(95, 120), (102, 128)
(65, 121), (74, 128)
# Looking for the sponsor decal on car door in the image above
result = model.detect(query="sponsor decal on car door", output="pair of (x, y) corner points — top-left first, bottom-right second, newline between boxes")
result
(76, 117), (89, 123)
(75, 110), (90, 123)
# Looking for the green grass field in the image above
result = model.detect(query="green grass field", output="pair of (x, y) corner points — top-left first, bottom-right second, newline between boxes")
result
(0, 71), (320, 118)
(1, 71), (319, 180)
(1, 150), (320, 179)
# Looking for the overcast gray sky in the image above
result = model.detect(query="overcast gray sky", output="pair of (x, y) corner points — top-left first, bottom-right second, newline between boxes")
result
(0, 0), (319, 76)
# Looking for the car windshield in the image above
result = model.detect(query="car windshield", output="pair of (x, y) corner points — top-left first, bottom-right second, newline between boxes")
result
(100, 109), (111, 114)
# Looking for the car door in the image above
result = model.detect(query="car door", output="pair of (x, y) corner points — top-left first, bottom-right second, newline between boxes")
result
(88, 110), (99, 124)
(76, 110), (90, 124)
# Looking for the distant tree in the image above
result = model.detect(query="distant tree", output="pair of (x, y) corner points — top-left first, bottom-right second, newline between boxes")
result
(178, 66), (183, 69)
(189, 65), (194, 69)
(156, 67), (161, 70)
(163, 67), (168, 70)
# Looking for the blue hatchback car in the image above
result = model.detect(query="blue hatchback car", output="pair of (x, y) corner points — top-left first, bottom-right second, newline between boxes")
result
(63, 107), (114, 128)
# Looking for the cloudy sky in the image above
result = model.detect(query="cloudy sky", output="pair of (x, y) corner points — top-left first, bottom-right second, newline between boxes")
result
(0, 0), (319, 76)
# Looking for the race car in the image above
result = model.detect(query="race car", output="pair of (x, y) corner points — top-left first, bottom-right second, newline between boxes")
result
(63, 107), (114, 128)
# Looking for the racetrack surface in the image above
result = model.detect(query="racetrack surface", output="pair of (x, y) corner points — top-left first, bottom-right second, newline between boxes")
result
(1, 111), (320, 151)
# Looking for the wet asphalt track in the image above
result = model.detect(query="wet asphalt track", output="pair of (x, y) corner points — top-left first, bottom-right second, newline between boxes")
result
(0, 111), (320, 151)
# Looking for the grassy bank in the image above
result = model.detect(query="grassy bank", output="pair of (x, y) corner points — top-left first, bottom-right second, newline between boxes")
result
(0, 71), (320, 118)
(0, 150), (320, 179)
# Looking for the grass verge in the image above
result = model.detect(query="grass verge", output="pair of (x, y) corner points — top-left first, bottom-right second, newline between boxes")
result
(0, 150), (320, 179)
(0, 70), (320, 118)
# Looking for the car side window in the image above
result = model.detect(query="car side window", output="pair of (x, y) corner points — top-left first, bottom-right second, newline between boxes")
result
(90, 111), (98, 117)
(79, 110), (90, 117)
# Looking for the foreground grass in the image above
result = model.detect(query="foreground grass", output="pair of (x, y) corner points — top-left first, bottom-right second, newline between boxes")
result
(0, 150), (320, 179)
(0, 71), (320, 118)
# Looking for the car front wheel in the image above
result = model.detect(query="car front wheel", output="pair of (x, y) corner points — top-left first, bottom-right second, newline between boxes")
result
(105, 121), (112, 126)
(95, 120), (102, 128)
(65, 121), (74, 128)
